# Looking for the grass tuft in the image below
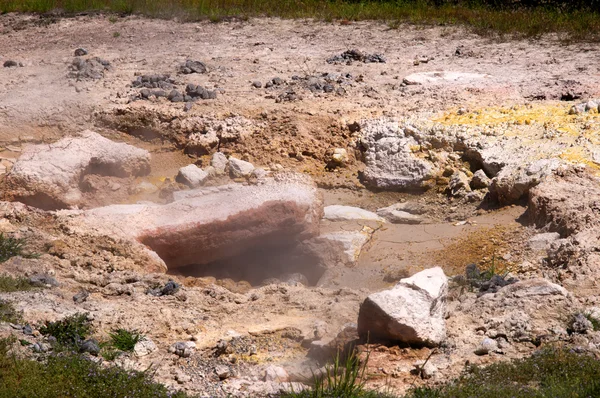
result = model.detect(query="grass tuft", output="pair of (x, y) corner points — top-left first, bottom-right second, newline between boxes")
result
(39, 313), (92, 348)
(0, 274), (35, 293)
(0, 233), (39, 264)
(0, 300), (22, 324)
(108, 328), (144, 352)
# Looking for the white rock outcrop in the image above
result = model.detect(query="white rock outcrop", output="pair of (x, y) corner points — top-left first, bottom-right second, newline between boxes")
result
(357, 267), (448, 347)
(7, 131), (150, 209)
(176, 164), (209, 187)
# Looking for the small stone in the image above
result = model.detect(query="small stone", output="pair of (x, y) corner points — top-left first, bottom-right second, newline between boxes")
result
(252, 81), (262, 88)
(330, 148), (349, 167)
(569, 103), (586, 115)
(73, 290), (89, 304)
(229, 157), (255, 178)
(272, 77), (284, 85)
(169, 341), (196, 358)
(263, 365), (289, 382)
(22, 324), (33, 335)
(585, 100), (598, 111)
(134, 338), (157, 357)
(175, 371), (191, 384)
(449, 171), (471, 196)
(74, 48), (88, 56)
(183, 102), (193, 112)
(176, 164), (209, 187)
(3, 60), (19, 68)
(215, 365), (231, 380)
(80, 339), (100, 356)
(470, 169), (491, 189)
(413, 360), (437, 379)
(474, 338), (498, 355)
(572, 313), (593, 334)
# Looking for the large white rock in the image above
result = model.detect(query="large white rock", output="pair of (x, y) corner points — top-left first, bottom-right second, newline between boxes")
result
(7, 131), (150, 209)
(358, 267), (448, 347)
(211, 152), (229, 175)
(176, 164), (209, 187)
(323, 205), (385, 223)
(359, 119), (435, 190)
(61, 173), (323, 271)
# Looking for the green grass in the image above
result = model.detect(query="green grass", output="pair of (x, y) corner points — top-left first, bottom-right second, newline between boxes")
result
(0, 300), (22, 324)
(405, 346), (600, 398)
(282, 348), (395, 398)
(0, 337), (192, 397)
(0, 275), (35, 293)
(0, 0), (600, 40)
(108, 328), (144, 352)
(39, 313), (92, 348)
(0, 233), (39, 264)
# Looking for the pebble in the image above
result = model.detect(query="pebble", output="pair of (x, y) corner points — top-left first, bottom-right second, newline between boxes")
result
(74, 48), (88, 56)
(252, 81), (262, 88)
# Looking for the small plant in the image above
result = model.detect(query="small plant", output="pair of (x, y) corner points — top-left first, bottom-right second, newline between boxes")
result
(0, 274), (34, 292)
(113, 31), (120, 38)
(0, 233), (38, 263)
(39, 313), (92, 348)
(585, 313), (600, 331)
(282, 348), (393, 398)
(108, 15), (118, 23)
(108, 328), (144, 352)
(0, 300), (22, 324)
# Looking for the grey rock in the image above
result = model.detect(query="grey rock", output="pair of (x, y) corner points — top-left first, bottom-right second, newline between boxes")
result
(169, 341), (196, 357)
(377, 205), (424, 224)
(134, 338), (157, 357)
(73, 290), (89, 304)
(272, 77), (284, 85)
(32, 342), (51, 353)
(474, 337), (498, 355)
(80, 339), (100, 356)
(167, 89), (182, 101)
(572, 313), (593, 334)
(528, 232), (560, 251)
(180, 60), (207, 74)
(412, 360), (437, 379)
(252, 81), (262, 88)
(3, 60), (19, 68)
(471, 169), (491, 189)
(74, 48), (88, 56)
(28, 274), (59, 287)
(215, 365), (231, 380)
(22, 324), (33, 335)
(183, 102), (193, 112)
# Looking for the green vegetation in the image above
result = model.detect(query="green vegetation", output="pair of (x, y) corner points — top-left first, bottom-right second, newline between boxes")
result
(282, 349), (394, 398)
(0, 233), (39, 264)
(1, 0), (600, 39)
(39, 313), (92, 348)
(584, 313), (600, 331)
(108, 328), (144, 352)
(0, 337), (191, 397)
(406, 346), (600, 398)
(0, 300), (22, 324)
(283, 346), (600, 398)
(0, 274), (35, 293)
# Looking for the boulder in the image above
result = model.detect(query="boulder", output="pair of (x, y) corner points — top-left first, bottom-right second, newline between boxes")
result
(323, 205), (385, 223)
(61, 173), (322, 271)
(489, 159), (562, 205)
(176, 164), (209, 187)
(357, 267), (448, 346)
(211, 152), (229, 175)
(359, 119), (434, 190)
(6, 131), (150, 209)
(470, 169), (491, 189)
